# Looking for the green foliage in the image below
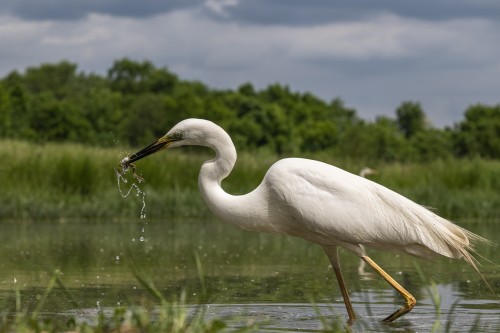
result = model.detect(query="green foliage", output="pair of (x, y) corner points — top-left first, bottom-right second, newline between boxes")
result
(2, 59), (499, 160)
(453, 104), (500, 158)
(396, 101), (428, 138)
(0, 140), (499, 221)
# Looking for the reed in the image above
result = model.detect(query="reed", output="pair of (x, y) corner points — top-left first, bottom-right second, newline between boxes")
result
(0, 140), (499, 221)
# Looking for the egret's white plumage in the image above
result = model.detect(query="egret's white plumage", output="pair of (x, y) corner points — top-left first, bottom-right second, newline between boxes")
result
(124, 118), (489, 322)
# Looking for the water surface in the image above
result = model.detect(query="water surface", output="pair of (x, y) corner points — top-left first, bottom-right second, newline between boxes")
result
(0, 219), (498, 332)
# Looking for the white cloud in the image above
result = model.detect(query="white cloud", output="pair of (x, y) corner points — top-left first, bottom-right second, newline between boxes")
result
(204, 0), (239, 18)
(2, 10), (498, 71)
(0, 9), (499, 126)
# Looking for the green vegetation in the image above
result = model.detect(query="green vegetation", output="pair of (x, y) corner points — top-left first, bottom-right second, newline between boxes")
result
(0, 59), (498, 220)
(0, 59), (499, 331)
(0, 139), (499, 221)
(0, 59), (499, 162)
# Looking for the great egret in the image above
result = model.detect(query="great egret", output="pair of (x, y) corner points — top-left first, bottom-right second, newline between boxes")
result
(357, 167), (377, 279)
(359, 167), (376, 178)
(121, 118), (489, 323)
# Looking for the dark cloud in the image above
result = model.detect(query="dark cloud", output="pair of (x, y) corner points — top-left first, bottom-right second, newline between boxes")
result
(220, 0), (500, 25)
(0, 0), (498, 127)
(0, 0), (202, 21)
(2, 0), (500, 22)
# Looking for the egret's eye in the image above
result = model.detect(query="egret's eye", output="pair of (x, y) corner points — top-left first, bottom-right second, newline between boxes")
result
(172, 132), (182, 140)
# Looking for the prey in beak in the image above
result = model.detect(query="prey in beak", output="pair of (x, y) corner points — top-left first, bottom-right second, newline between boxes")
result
(116, 133), (181, 182)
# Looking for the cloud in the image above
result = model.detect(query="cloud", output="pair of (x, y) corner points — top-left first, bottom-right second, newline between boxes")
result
(214, 0), (500, 26)
(204, 0), (239, 18)
(0, 3), (499, 127)
(2, 0), (500, 23)
(0, 0), (202, 20)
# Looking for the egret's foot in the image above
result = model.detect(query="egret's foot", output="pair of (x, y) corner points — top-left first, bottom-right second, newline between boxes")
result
(382, 296), (416, 322)
(360, 256), (416, 323)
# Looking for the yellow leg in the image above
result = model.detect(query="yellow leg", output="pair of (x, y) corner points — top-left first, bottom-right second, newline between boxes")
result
(323, 246), (356, 322)
(361, 256), (416, 322)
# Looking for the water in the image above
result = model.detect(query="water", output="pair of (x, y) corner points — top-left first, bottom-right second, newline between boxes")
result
(116, 163), (147, 219)
(0, 220), (499, 332)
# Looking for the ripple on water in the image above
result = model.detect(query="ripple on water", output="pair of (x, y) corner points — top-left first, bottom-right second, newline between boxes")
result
(59, 293), (500, 333)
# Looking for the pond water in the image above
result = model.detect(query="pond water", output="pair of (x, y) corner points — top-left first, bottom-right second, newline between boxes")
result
(0, 219), (499, 332)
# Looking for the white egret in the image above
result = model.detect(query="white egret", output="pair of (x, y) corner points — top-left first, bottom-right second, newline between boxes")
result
(122, 118), (490, 323)
(359, 167), (376, 178)
(357, 167), (377, 279)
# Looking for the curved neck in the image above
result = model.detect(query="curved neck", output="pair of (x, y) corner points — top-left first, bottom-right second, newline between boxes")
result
(196, 127), (273, 232)
(200, 133), (237, 185)
(198, 132), (237, 217)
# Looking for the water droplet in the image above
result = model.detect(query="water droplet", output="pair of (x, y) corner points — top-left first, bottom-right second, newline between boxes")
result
(117, 164), (147, 225)
(140, 237), (144, 242)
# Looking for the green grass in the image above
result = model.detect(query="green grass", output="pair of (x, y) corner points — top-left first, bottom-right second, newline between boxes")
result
(0, 140), (499, 221)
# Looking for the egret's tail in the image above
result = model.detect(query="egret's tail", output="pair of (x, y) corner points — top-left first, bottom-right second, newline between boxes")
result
(456, 227), (499, 303)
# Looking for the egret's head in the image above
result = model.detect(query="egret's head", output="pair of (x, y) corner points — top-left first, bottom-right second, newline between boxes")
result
(124, 118), (223, 164)
(359, 167), (377, 178)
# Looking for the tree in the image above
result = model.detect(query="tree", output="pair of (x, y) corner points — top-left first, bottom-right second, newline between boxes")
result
(1, 59), (499, 162)
(29, 93), (91, 142)
(23, 61), (78, 98)
(453, 104), (500, 158)
(0, 83), (11, 137)
(395, 101), (428, 138)
(409, 129), (452, 162)
(108, 58), (155, 94)
(4, 84), (33, 139)
(368, 116), (409, 161)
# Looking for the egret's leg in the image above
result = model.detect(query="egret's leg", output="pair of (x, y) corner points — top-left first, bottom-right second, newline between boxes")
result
(323, 246), (356, 322)
(361, 256), (416, 322)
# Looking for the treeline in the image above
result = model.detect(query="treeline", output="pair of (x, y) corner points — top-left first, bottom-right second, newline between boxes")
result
(0, 59), (499, 161)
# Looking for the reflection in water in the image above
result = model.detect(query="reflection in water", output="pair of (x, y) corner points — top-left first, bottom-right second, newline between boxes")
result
(0, 220), (499, 332)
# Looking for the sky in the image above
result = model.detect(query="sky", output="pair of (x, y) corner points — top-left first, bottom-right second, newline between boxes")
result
(1, 0), (499, 127)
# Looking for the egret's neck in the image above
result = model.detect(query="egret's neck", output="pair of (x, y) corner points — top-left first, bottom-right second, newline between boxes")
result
(197, 135), (273, 233)
(198, 132), (237, 215)
(200, 141), (237, 184)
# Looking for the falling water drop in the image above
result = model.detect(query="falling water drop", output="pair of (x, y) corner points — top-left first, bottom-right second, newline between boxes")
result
(116, 163), (147, 219)
(116, 161), (149, 244)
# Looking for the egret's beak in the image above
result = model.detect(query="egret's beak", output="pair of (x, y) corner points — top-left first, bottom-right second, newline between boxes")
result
(124, 134), (175, 164)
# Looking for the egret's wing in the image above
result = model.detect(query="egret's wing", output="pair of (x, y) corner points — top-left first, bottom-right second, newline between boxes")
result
(266, 158), (479, 260)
